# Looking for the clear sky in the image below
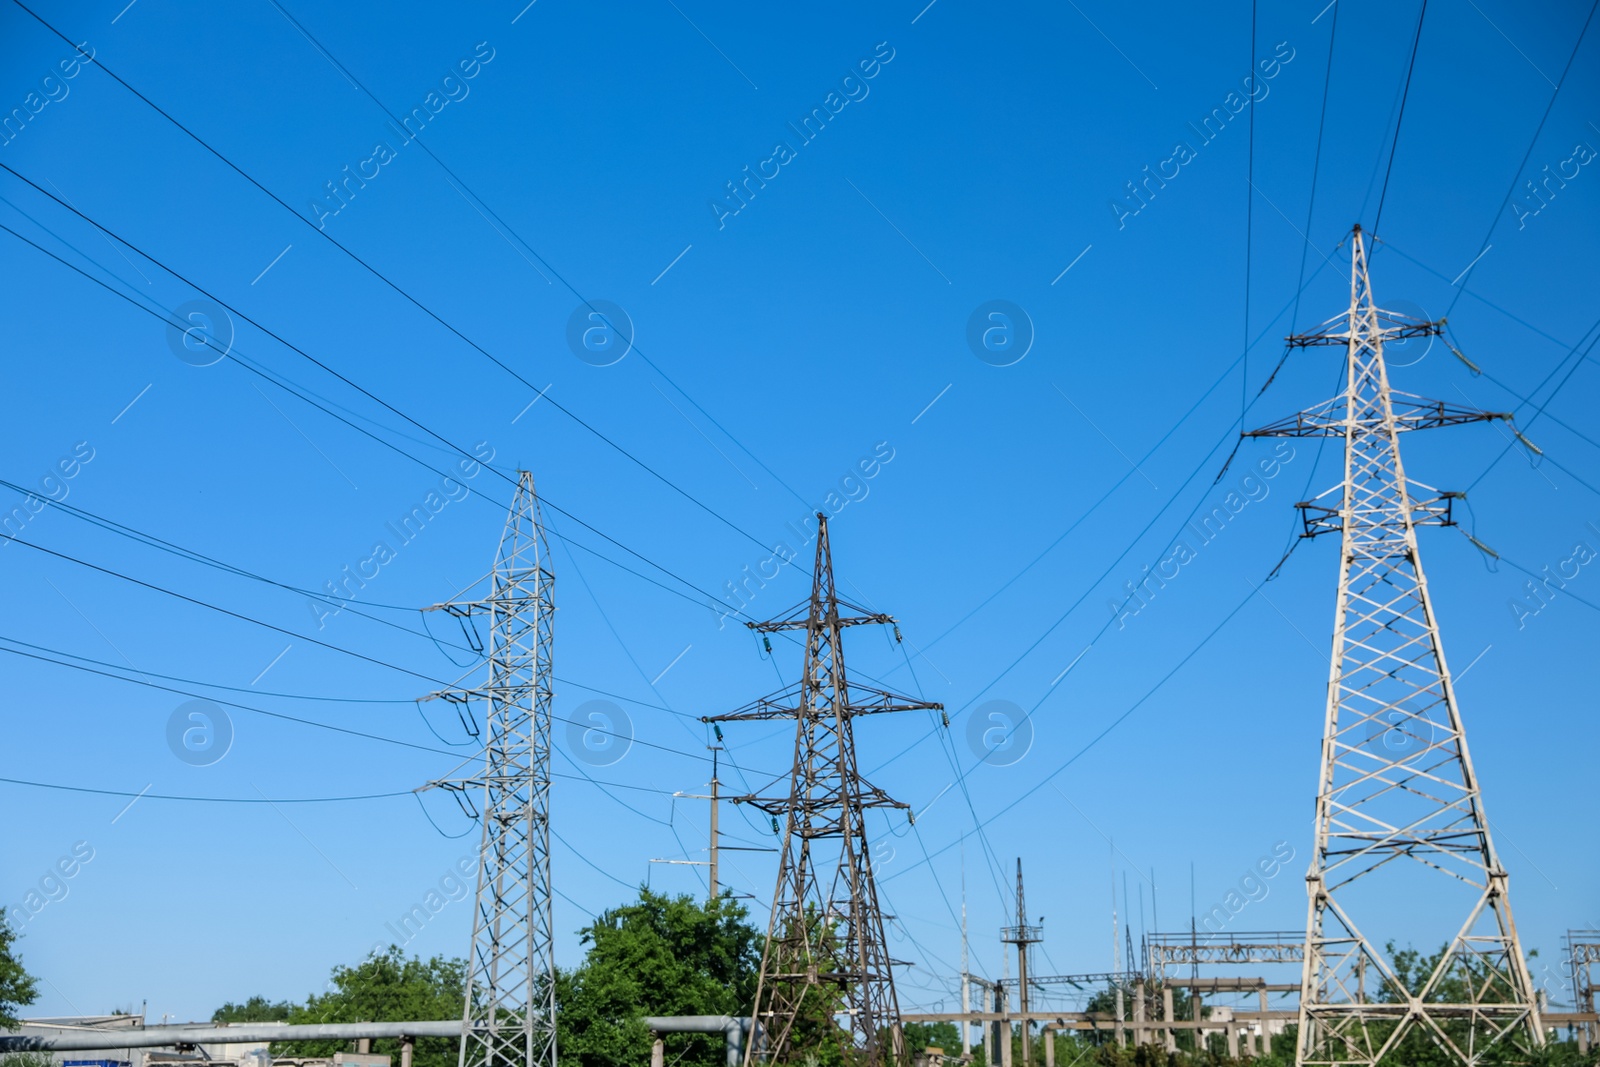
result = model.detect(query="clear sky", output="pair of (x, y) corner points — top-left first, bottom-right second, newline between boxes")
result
(1, 0), (1596, 1026)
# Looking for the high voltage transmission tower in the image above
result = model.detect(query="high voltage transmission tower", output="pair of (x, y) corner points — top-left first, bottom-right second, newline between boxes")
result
(1246, 226), (1541, 1067)
(707, 512), (941, 1067)
(421, 472), (557, 1067)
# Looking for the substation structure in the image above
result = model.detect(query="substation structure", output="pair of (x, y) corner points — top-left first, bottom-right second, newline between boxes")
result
(911, 927), (1597, 1066)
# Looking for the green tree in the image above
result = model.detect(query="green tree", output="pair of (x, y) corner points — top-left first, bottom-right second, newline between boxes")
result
(558, 889), (761, 1067)
(0, 909), (39, 1032)
(272, 948), (465, 1067)
(212, 996), (294, 1024)
(902, 1021), (961, 1054)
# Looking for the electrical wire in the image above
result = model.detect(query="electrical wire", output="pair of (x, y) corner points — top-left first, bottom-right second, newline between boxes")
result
(1371, 0), (1430, 239)
(0, 625), (765, 777)
(1244, 0), (1257, 421)
(1292, 0), (1340, 334)
(883, 584), (1259, 883)
(1443, 0), (1600, 307)
(262, 0), (815, 515)
(8, 3), (777, 556)
(869, 263), (1338, 777)
(901, 251), (1337, 665)
(0, 776), (413, 803)
(0, 175), (747, 611)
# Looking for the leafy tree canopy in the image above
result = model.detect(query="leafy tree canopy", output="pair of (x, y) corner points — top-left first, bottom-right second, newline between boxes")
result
(212, 996), (294, 1024)
(558, 888), (761, 1067)
(230, 948), (467, 1067)
(0, 909), (39, 1032)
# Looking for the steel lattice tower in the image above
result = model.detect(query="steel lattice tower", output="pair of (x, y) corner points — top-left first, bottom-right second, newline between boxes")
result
(1000, 859), (1043, 1067)
(422, 471), (556, 1067)
(1247, 226), (1541, 1067)
(707, 512), (940, 1067)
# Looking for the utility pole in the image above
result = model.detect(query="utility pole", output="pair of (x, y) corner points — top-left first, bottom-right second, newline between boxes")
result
(1247, 225), (1542, 1067)
(707, 512), (942, 1067)
(709, 747), (720, 901)
(654, 746), (724, 903)
(961, 849), (971, 1055)
(1001, 859), (1043, 1067)
(420, 471), (557, 1067)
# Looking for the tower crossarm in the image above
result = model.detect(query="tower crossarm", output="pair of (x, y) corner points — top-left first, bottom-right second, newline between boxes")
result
(727, 780), (910, 819)
(1246, 396), (1511, 438)
(705, 684), (941, 723)
(1289, 481), (1468, 540)
(1287, 307), (1444, 349)
(749, 612), (896, 632)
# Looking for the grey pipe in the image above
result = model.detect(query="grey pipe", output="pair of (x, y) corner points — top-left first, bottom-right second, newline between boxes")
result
(0, 1021), (465, 1053)
(641, 1015), (749, 1067)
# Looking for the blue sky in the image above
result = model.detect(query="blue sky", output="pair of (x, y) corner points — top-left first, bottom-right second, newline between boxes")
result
(1, 0), (1597, 1026)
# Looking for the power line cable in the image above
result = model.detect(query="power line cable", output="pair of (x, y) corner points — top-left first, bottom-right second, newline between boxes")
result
(1292, 0), (1340, 334)
(1443, 0), (1600, 305)
(0, 216), (742, 620)
(869, 262), (1339, 775)
(902, 252), (1337, 664)
(1244, 0), (1257, 420)
(1372, 0), (1430, 239)
(9, 1), (778, 554)
(262, 0), (814, 514)
(883, 585), (1259, 884)
(0, 171), (757, 609)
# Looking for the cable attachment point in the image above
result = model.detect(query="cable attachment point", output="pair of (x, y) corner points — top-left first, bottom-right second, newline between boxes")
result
(1466, 533), (1499, 560)
(1510, 426), (1543, 457)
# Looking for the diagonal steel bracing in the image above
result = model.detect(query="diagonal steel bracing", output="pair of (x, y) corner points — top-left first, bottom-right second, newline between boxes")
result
(708, 512), (940, 1067)
(421, 472), (557, 1067)
(1246, 226), (1541, 1067)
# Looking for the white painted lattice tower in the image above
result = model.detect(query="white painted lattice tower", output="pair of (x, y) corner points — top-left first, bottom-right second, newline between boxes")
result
(1247, 227), (1542, 1067)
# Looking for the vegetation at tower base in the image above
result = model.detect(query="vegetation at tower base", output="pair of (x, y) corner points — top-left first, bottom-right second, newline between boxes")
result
(0, 908), (38, 1032)
(755, 903), (865, 1067)
(556, 888), (761, 1067)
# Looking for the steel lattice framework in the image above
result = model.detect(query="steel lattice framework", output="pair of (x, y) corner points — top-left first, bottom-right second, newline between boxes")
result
(422, 471), (556, 1067)
(708, 512), (940, 1067)
(1146, 932), (1305, 973)
(1247, 227), (1541, 1067)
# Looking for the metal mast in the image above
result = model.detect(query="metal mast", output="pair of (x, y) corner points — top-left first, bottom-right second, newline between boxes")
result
(422, 471), (556, 1067)
(707, 512), (941, 1067)
(1000, 860), (1043, 1067)
(1246, 226), (1541, 1067)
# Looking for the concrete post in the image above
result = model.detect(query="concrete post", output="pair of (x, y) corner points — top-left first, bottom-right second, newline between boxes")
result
(1225, 1025), (1239, 1059)
(1259, 987), (1271, 1056)
(1115, 986), (1126, 1048)
(1044, 1028), (1054, 1067)
(1162, 987), (1176, 1053)
(1132, 981), (1145, 1048)
(651, 1036), (665, 1067)
(357, 1039), (371, 1055)
(401, 1037), (414, 1067)
(999, 986), (1013, 1067)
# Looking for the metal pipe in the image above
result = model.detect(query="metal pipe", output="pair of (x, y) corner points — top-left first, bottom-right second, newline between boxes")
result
(641, 1015), (747, 1067)
(0, 1021), (464, 1052)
